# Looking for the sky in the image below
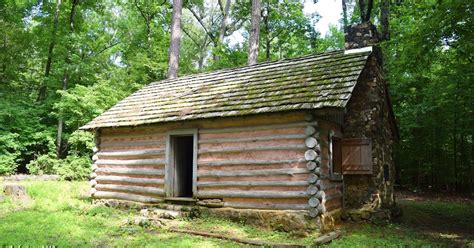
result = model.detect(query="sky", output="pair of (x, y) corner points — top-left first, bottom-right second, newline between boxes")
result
(227, 0), (343, 46)
(304, 0), (343, 36)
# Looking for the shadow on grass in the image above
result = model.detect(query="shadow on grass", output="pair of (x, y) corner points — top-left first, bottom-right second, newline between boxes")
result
(397, 199), (474, 246)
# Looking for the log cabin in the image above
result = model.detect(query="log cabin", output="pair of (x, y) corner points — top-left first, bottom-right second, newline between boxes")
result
(81, 23), (398, 231)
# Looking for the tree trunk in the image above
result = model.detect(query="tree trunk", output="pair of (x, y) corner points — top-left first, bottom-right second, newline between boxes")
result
(380, 0), (390, 40)
(248, 0), (261, 66)
(167, 0), (183, 79)
(342, 0), (348, 32)
(214, 0), (231, 61)
(38, 0), (62, 102)
(358, 0), (374, 22)
(56, 0), (79, 158)
(263, 2), (270, 61)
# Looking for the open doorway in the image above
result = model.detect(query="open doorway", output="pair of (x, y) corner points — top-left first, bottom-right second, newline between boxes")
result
(170, 135), (194, 197)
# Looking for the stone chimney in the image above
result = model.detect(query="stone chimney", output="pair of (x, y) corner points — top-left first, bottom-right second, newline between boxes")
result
(344, 22), (380, 50)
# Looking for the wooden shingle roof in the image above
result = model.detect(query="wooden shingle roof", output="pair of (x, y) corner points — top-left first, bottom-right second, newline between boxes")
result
(81, 49), (372, 129)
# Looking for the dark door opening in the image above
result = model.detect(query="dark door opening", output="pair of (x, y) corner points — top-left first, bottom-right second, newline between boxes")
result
(172, 135), (194, 197)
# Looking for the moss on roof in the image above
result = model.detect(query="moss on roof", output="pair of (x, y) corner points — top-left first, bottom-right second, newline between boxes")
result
(81, 49), (371, 129)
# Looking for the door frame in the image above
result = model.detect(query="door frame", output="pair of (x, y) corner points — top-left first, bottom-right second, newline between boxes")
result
(165, 129), (198, 198)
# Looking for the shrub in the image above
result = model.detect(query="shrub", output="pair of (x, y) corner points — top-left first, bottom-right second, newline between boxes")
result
(26, 154), (60, 175)
(0, 154), (18, 175)
(67, 130), (94, 157)
(57, 155), (91, 181)
(27, 154), (91, 181)
(0, 133), (21, 175)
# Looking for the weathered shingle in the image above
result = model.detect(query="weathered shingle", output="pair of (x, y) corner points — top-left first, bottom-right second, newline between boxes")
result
(81, 49), (371, 129)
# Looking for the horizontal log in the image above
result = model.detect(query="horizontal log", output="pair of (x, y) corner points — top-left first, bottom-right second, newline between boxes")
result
(100, 140), (165, 148)
(90, 187), (97, 196)
(196, 190), (307, 199)
(102, 132), (165, 139)
(308, 197), (320, 207)
(199, 168), (308, 177)
(306, 161), (317, 170)
(95, 159), (165, 166)
(199, 121), (318, 134)
(308, 173), (319, 184)
(305, 150), (318, 161)
(92, 155), (98, 161)
(196, 201), (224, 208)
(95, 184), (165, 196)
(90, 172), (97, 179)
(97, 150), (165, 158)
(198, 144), (306, 154)
(308, 208), (319, 217)
(95, 168), (164, 176)
(199, 159), (304, 167)
(316, 190), (326, 200)
(305, 137), (319, 148)
(314, 231), (342, 245)
(198, 134), (306, 144)
(223, 202), (310, 210)
(93, 191), (163, 203)
(169, 228), (306, 248)
(197, 180), (307, 188)
(306, 185), (318, 195)
(95, 175), (164, 185)
(305, 126), (317, 136)
(90, 180), (97, 187)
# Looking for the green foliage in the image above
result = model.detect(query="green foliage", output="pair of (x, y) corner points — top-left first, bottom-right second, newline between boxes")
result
(67, 131), (94, 156)
(27, 152), (91, 181)
(385, 0), (474, 191)
(26, 154), (61, 175)
(2, 181), (471, 246)
(0, 133), (21, 175)
(56, 155), (91, 181)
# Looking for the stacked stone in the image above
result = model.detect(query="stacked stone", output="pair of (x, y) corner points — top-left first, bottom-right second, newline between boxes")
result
(89, 130), (100, 197)
(304, 114), (326, 218)
(344, 22), (380, 50)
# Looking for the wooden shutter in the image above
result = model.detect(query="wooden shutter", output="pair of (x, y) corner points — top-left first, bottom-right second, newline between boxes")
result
(342, 138), (373, 175)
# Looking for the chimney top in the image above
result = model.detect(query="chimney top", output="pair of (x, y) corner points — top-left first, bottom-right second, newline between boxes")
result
(344, 22), (380, 50)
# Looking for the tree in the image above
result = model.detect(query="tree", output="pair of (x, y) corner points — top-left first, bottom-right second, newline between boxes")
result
(380, 0), (390, 40)
(37, 0), (62, 102)
(358, 0), (373, 22)
(247, 0), (261, 65)
(168, 0), (183, 79)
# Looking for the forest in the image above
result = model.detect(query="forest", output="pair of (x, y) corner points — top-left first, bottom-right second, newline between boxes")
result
(0, 0), (473, 193)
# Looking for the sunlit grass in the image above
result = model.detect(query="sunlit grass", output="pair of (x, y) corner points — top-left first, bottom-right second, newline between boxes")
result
(1, 180), (472, 247)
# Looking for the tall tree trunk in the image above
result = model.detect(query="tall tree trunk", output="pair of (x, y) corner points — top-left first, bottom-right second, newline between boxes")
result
(198, 36), (209, 71)
(263, 3), (270, 61)
(248, 0), (261, 66)
(358, 0), (373, 22)
(56, 0), (79, 158)
(214, 0), (231, 61)
(342, 0), (348, 32)
(38, 0), (62, 102)
(380, 0), (390, 40)
(168, 0), (183, 79)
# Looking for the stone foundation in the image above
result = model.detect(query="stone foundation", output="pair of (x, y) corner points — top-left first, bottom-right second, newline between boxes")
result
(203, 208), (320, 237)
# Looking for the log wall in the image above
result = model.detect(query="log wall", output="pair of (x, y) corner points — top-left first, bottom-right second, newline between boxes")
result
(90, 111), (343, 215)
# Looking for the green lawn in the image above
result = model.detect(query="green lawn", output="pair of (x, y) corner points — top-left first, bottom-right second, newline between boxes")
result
(0, 180), (472, 247)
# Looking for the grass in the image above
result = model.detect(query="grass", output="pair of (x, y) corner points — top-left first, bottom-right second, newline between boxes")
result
(0, 180), (473, 247)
